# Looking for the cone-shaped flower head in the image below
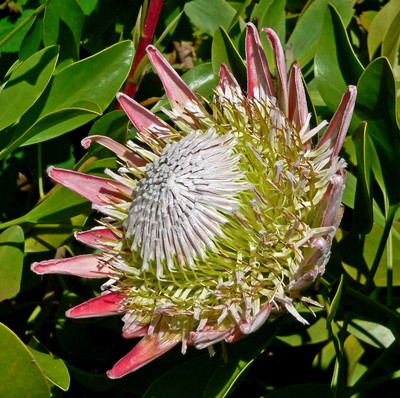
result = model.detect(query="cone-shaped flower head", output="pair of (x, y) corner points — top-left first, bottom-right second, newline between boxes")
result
(31, 24), (357, 378)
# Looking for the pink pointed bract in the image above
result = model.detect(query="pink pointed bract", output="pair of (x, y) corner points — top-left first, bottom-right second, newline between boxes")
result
(31, 23), (357, 378)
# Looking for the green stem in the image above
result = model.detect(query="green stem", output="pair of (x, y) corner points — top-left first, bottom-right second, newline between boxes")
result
(0, 0), (50, 50)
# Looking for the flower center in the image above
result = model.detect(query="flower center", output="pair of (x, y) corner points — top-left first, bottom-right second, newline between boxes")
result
(124, 128), (245, 277)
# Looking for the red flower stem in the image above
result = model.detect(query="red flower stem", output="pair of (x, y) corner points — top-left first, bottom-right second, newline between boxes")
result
(122, 0), (164, 100)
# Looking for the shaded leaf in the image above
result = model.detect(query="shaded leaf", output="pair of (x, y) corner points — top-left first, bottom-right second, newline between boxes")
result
(355, 57), (400, 206)
(261, 383), (331, 398)
(351, 122), (374, 233)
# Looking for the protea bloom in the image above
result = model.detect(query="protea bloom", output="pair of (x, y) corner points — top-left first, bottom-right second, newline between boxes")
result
(32, 23), (356, 378)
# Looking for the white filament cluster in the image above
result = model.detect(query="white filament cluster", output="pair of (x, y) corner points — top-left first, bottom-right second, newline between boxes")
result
(124, 128), (245, 277)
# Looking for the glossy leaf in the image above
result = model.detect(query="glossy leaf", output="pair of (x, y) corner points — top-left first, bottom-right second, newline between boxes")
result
(27, 338), (70, 391)
(355, 57), (400, 205)
(19, 13), (44, 60)
(184, 0), (236, 36)
(314, 4), (363, 112)
(346, 319), (395, 349)
(211, 27), (246, 88)
(0, 322), (50, 398)
(0, 40), (133, 155)
(351, 122), (374, 233)
(343, 335), (365, 386)
(43, 0), (85, 68)
(342, 221), (400, 287)
(381, 11), (400, 68)
(0, 46), (59, 131)
(0, 226), (24, 301)
(367, 0), (400, 60)
(259, 0), (285, 44)
(287, 0), (355, 67)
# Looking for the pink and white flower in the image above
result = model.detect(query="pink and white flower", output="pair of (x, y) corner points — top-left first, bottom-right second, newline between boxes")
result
(31, 23), (357, 378)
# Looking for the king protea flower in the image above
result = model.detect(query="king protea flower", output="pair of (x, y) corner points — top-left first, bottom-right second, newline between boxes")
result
(32, 23), (356, 378)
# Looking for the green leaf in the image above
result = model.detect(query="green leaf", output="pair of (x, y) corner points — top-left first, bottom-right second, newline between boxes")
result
(0, 8), (37, 53)
(314, 4), (363, 112)
(184, 0), (237, 36)
(27, 338), (70, 391)
(342, 221), (400, 287)
(259, 0), (286, 44)
(0, 226), (24, 301)
(211, 27), (246, 88)
(145, 320), (280, 398)
(346, 319), (395, 349)
(343, 335), (365, 386)
(287, 0), (356, 68)
(355, 57), (400, 206)
(0, 323), (50, 398)
(367, 0), (400, 60)
(43, 0), (85, 68)
(19, 14), (44, 60)
(0, 46), (59, 131)
(382, 11), (400, 69)
(0, 40), (133, 156)
(0, 157), (117, 231)
(351, 122), (374, 234)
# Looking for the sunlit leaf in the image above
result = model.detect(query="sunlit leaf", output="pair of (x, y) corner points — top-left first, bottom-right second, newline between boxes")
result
(314, 4), (363, 112)
(43, 0), (85, 68)
(345, 319), (395, 349)
(287, 0), (356, 67)
(0, 323), (50, 398)
(0, 46), (58, 131)
(0, 226), (24, 301)
(367, 0), (400, 60)
(27, 337), (70, 391)
(211, 27), (246, 88)
(184, 0), (236, 36)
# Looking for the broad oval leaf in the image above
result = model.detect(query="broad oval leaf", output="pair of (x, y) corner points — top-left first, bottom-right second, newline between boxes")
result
(27, 338), (70, 391)
(0, 40), (134, 155)
(0, 323), (50, 398)
(0, 226), (24, 301)
(0, 46), (59, 131)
